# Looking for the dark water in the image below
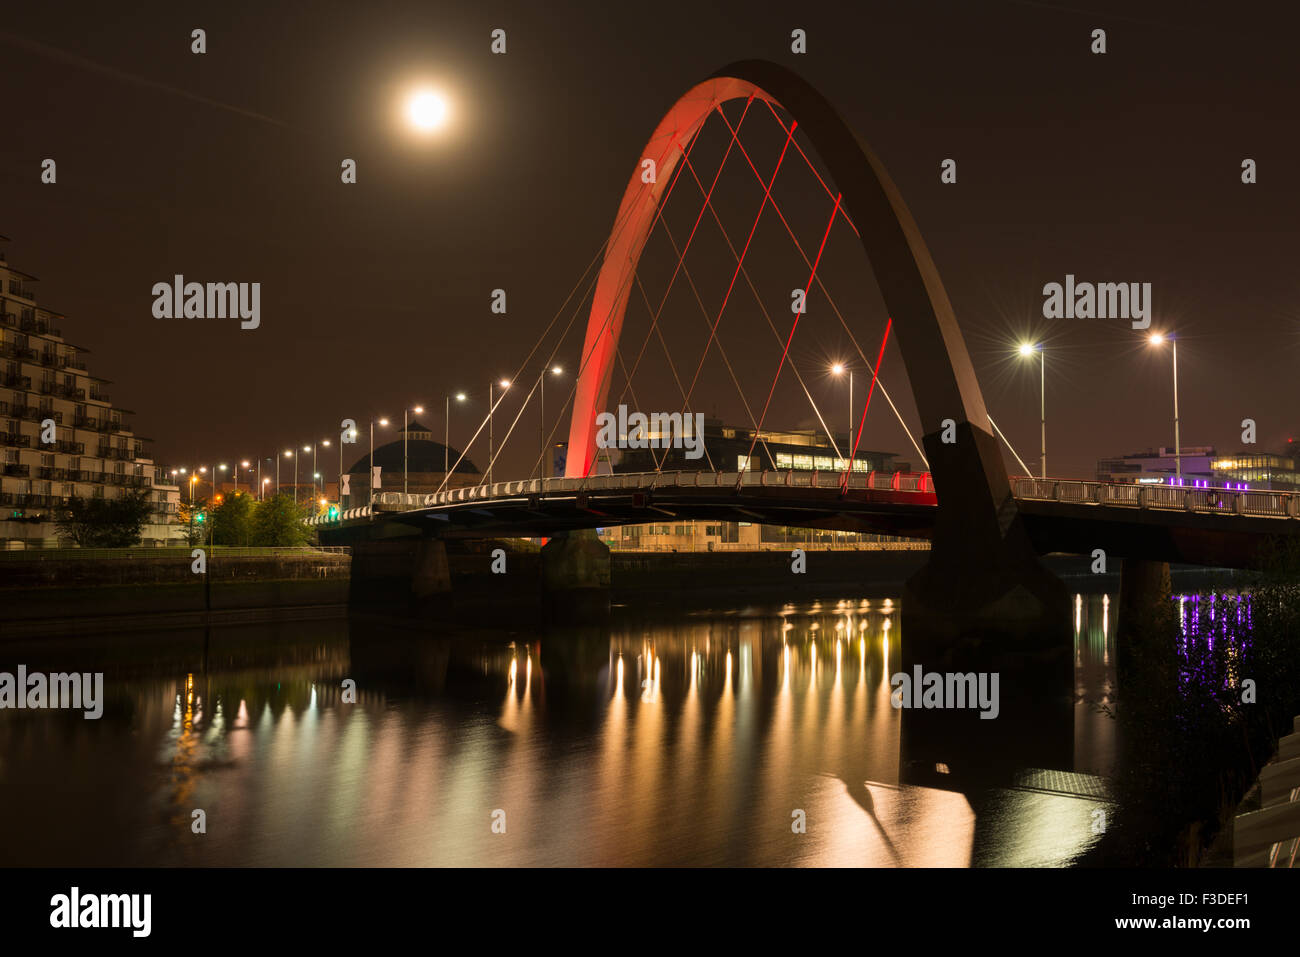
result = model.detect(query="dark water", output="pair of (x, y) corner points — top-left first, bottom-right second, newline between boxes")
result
(0, 594), (1121, 866)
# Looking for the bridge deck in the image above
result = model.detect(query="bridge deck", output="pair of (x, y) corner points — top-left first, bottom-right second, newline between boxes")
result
(311, 472), (1300, 568)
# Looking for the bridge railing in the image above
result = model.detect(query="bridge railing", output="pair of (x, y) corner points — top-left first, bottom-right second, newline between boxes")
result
(324, 473), (1300, 526)
(1013, 478), (1299, 519)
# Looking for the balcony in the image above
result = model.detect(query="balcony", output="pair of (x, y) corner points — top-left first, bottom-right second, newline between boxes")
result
(3, 463), (30, 477)
(2, 374), (31, 389)
(38, 352), (56, 367)
(12, 406), (40, 421)
(38, 467), (68, 481)
(88, 390), (110, 403)
(0, 434), (31, 448)
(73, 415), (106, 431)
(55, 440), (83, 455)
(96, 445), (136, 461)
(7, 281), (34, 300)
(58, 356), (87, 371)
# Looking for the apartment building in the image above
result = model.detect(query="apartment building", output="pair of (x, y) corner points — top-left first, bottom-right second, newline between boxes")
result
(0, 237), (181, 547)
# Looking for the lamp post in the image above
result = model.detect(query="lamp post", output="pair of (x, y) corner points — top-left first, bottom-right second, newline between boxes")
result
(446, 392), (466, 478)
(340, 429), (354, 508)
(831, 363), (852, 466)
(282, 450), (292, 501)
(539, 367), (562, 479)
(404, 405), (424, 497)
(489, 379), (510, 485)
(320, 441), (330, 503)
(1149, 333), (1181, 480)
(370, 417), (389, 504)
(1018, 342), (1046, 479)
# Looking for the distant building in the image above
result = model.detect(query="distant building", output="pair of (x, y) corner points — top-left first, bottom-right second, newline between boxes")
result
(1096, 446), (1300, 491)
(1210, 452), (1300, 491)
(612, 416), (904, 475)
(1096, 446), (1216, 485)
(342, 420), (480, 506)
(0, 237), (181, 547)
(602, 417), (920, 551)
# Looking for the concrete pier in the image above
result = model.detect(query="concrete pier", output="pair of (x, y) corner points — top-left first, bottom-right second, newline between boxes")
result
(541, 529), (611, 621)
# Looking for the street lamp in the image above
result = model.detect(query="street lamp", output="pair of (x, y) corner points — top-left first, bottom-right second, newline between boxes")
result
(830, 363), (852, 466)
(370, 417), (390, 505)
(281, 449), (292, 499)
(446, 392), (467, 478)
(1018, 342), (1046, 479)
(489, 380), (510, 485)
(404, 405), (424, 497)
(539, 367), (563, 479)
(1148, 332), (1181, 480)
(319, 441), (330, 503)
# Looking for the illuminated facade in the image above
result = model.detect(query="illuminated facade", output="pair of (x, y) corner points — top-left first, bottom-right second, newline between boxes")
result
(1097, 446), (1300, 491)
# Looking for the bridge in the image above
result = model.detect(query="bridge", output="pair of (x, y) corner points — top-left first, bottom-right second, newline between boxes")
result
(315, 471), (1300, 570)
(314, 58), (1290, 649)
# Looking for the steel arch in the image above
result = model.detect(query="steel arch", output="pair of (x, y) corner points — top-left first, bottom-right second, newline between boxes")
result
(565, 60), (1013, 545)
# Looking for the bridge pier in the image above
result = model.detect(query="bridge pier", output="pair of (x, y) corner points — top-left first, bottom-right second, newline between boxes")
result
(411, 536), (452, 599)
(346, 532), (452, 610)
(1116, 557), (1174, 685)
(899, 424), (1074, 791)
(541, 529), (611, 622)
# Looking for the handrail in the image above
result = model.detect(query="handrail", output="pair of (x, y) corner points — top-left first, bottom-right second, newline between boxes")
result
(312, 473), (1300, 524)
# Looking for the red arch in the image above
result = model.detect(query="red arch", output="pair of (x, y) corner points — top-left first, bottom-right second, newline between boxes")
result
(564, 61), (1011, 546)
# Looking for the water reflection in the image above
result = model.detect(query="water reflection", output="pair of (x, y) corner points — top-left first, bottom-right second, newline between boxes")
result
(0, 598), (1123, 867)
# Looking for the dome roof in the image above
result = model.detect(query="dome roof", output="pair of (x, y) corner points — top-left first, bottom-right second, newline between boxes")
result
(346, 437), (478, 475)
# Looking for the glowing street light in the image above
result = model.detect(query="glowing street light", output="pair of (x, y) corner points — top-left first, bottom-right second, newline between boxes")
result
(369, 417), (390, 511)
(489, 380), (511, 484)
(830, 362), (853, 462)
(1017, 342), (1046, 479)
(1148, 332), (1181, 480)
(539, 366), (564, 479)
(446, 392), (467, 477)
(404, 404), (425, 497)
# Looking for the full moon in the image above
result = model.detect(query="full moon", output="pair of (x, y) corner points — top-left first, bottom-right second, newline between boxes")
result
(407, 90), (449, 131)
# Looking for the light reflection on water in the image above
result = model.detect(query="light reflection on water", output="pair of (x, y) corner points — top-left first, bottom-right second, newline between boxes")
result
(0, 595), (1124, 867)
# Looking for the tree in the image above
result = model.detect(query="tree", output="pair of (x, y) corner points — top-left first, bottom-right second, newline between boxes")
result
(211, 491), (254, 546)
(57, 489), (155, 547)
(250, 493), (312, 546)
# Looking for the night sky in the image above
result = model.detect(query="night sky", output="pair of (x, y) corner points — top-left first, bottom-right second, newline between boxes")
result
(2, 0), (1296, 481)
